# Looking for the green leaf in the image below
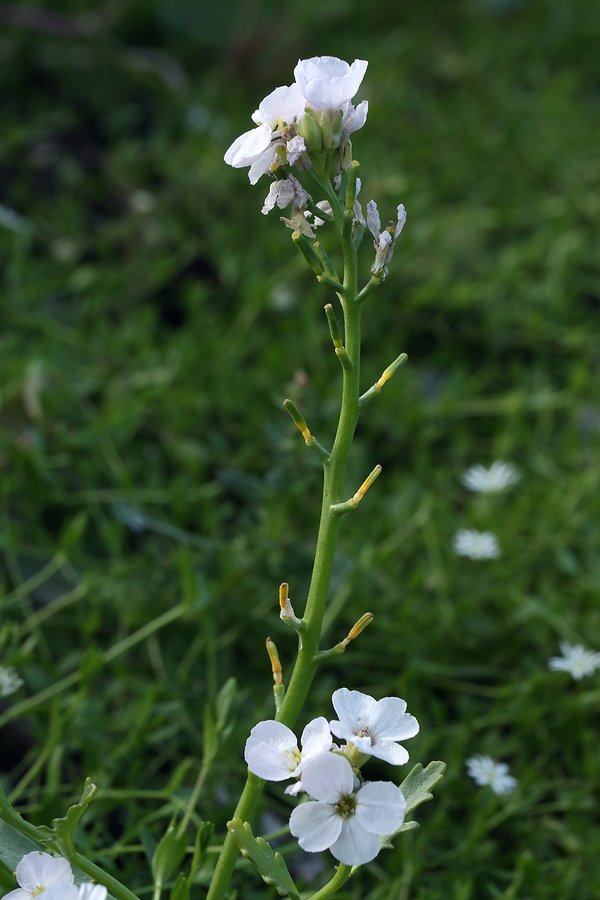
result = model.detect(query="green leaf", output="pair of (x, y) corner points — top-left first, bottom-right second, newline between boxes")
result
(0, 821), (39, 873)
(37, 778), (97, 855)
(227, 819), (300, 899)
(400, 760), (445, 816)
(169, 872), (190, 900)
(389, 760), (446, 834)
(188, 821), (214, 883)
(151, 826), (188, 886)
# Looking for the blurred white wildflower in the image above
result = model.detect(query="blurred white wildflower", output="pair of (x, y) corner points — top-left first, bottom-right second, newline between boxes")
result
(0, 665), (24, 698)
(461, 461), (520, 493)
(548, 641), (600, 680)
(452, 529), (500, 560)
(466, 755), (517, 795)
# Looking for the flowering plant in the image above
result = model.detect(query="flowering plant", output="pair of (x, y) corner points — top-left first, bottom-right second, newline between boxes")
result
(0, 55), (444, 900)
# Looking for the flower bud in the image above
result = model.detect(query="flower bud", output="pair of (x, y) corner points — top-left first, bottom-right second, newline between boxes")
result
(297, 110), (323, 155)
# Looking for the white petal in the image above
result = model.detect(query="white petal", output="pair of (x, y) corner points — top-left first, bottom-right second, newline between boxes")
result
(355, 782), (406, 835)
(294, 57), (367, 110)
(344, 733), (375, 755)
(43, 888), (79, 900)
(370, 698), (419, 742)
(366, 201), (381, 241)
(224, 123), (272, 167)
(342, 100), (369, 138)
(78, 885), (108, 900)
(252, 84), (306, 126)
(394, 204), (407, 240)
(289, 801), (342, 851)
(2, 891), (32, 900)
(248, 145), (279, 184)
(16, 853), (74, 891)
(299, 717), (332, 763)
(244, 720), (298, 780)
(330, 817), (382, 865)
(284, 780), (305, 796)
(299, 752), (354, 802)
(331, 687), (377, 731)
(368, 740), (410, 765)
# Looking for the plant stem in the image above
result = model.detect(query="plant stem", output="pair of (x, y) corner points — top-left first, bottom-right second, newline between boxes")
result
(206, 176), (361, 900)
(307, 864), (353, 899)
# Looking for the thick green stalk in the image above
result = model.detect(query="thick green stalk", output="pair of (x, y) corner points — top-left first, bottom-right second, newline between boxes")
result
(206, 181), (361, 900)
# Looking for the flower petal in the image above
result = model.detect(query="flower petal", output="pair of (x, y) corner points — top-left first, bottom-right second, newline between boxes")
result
(298, 717), (332, 763)
(331, 687), (377, 732)
(289, 801), (342, 851)
(355, 782), (406, 835)
(2, 891), (32, 900)
(299, 752), (354, 802)
(78, 885), (109, 900)
(16, 852), (74, 891)
(42, 887), (79, 900)
(244, 720), (298, 780)
(370, 697), (419, 742)
(330, 817), (382, 865)
(367, 740), (410, 765)
(248, 145), (279, 184)
(224, 123), (272, 168)
(252, 84), (306, 126)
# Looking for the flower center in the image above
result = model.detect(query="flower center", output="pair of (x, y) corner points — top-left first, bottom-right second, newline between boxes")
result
(355, 726), (370, 738)
(32, 888), (45, 897)
(334, 793), (357, 819)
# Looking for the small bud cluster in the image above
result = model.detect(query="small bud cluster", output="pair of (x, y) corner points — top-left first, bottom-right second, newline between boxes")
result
(244, 688), (419, 865)
(224, 55), (406, 280)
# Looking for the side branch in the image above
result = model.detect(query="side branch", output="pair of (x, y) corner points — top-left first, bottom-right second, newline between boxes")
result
(331, 464), (382, 514)
(359, 352), (407, 408)
(283, 399), (331, 464)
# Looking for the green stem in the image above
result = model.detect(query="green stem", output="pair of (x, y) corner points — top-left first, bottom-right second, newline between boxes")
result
(206, 172), (361, 900)
(307, 864), (353, 899)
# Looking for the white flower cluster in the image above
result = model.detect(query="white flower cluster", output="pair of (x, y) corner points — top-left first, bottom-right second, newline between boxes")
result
(224, 56), (368, 185)
(6, 851), (106, 900)
(244, 688), (419, 865)
(0, 665), (24, 698)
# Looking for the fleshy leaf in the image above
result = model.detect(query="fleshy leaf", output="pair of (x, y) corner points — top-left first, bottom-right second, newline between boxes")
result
(392, 760), (445, 833)
(0, 820), (39, 871)
(37, 778), (97, 855)
(227, 819), (300, 899)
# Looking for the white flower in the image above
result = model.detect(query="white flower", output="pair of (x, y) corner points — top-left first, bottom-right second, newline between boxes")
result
(461, 461), (520, 493)
(261, 176), (308, 216)
(224, 84), (305, 184)
(285, 135), (307, 165)
(548, 641), (600, 680)
(289, 752), (405, 865)
(78, 885), (108, 900)
(0, 665), (24, 697)
(294, 57), (368, 111)
(4, 851), (74, 899)
(244, 717), (332, 782)
(466, 755), (517, 795)
(452, 529), (500, 560)
(329, 688), (419, 765)
(340, 100), (369, 141)
(366, 201), (406, 277)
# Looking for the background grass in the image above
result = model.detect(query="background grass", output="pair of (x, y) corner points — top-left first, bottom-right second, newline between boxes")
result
(1, 0), (599, 897)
